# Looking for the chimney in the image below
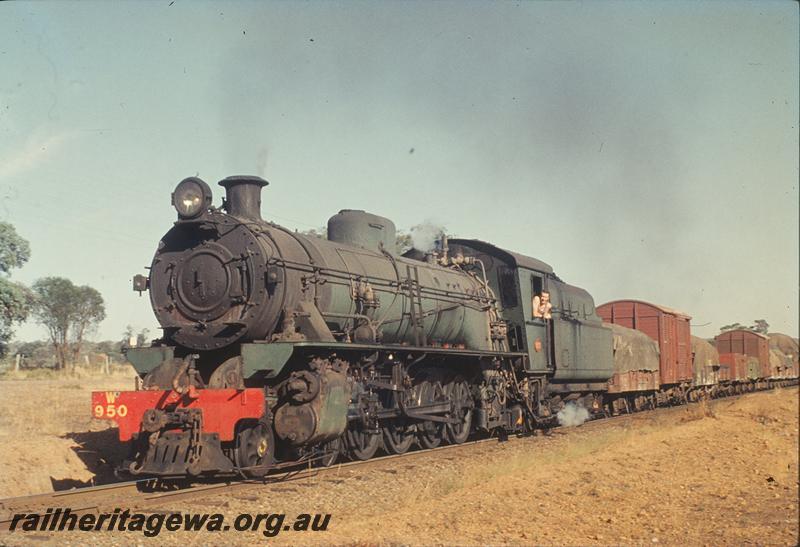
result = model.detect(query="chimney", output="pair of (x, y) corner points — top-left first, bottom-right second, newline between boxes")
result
(218, 175), (268, 221)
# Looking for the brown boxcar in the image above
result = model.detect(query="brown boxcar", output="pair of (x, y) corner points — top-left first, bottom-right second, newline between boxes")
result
(719, 352), (748, 381)
(715, 329), (770, 379)
(597, 300), (692, 386)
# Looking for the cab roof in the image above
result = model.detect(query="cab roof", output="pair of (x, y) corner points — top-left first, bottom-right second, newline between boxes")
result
(449, 238), (554, 274)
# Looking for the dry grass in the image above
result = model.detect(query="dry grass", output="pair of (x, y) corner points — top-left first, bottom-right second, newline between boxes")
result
(748, 401), (780, 425)
(680, 398), (717, 422)
(0, 363), (135, 381)
(0, 368), (137, 435)
(0, 368), (140, 498)
(402, 430), (628, 502)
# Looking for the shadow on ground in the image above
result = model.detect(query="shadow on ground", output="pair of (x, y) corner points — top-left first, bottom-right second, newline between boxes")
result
(56, 429), (128, 490)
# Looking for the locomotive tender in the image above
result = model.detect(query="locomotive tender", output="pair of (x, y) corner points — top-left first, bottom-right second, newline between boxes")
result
(93, 175), (613, 477)
(92, 175), (798, 479)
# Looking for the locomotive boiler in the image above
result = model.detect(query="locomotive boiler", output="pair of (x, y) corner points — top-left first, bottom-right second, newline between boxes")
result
(149, 176), (501, 354)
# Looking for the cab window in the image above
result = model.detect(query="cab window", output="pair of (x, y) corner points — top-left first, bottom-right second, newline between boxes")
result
(531, 275), (543, 298)
(497, 267), (518, 308)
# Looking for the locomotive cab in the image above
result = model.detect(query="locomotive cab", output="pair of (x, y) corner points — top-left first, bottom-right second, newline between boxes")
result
(448, 239), (613, 389)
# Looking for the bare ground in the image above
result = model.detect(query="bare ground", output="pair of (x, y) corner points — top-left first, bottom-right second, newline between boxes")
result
(0, 369), (138, 498)
(1, 382), (797, 546)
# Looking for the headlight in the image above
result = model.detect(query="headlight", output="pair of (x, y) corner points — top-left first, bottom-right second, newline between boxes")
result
(172, 177), (212, 219)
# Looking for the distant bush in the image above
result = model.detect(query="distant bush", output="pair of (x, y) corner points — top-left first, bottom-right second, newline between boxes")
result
(2, 339), (129, 374)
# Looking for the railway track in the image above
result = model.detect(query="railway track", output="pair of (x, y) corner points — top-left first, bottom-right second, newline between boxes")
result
(0, 387), (785, 531)
(0, 435), (499, 530)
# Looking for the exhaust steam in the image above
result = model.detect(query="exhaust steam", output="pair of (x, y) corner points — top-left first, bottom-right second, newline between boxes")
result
(410, 221), (446, 253)
(557, 402), (590, 427)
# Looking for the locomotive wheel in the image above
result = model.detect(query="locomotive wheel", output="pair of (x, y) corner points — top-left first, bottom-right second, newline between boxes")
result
(445, 378), (472, 445)
(381, 390), (415, 455)
(383, 421), (415, 454)
(314, 437), (342, 468)
(345, 426), (380, 461)
(234, 419), (274, 478)
(416, 379), (445, 450)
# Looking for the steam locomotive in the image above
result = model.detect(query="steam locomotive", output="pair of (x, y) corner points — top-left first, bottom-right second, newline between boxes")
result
(91, 175), (798, 479)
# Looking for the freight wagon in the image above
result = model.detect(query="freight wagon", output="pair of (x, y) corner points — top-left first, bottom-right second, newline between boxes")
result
(597, 300), (692, 404)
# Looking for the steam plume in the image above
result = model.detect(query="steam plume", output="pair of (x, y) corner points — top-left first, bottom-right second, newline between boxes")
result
(557, 402), (590, 427)
(410, 221), (445, 253)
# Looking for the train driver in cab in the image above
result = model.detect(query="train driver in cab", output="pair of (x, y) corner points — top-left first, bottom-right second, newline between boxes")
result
(533, 291), (552, 320)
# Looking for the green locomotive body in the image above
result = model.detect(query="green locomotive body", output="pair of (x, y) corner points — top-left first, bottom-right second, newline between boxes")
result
(113, 175), (613, 478)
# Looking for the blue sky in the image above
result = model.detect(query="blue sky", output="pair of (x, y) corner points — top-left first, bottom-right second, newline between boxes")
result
(0, 1), (797, 342)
